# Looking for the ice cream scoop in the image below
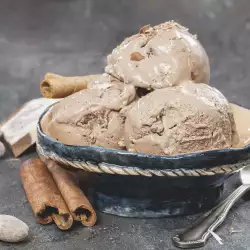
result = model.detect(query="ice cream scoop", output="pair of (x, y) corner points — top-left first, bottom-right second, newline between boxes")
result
(41, 82), (136, 149)
(87, 73), (117, 90)
(105, 21), (210, 89)
(124, 83), (238, 156)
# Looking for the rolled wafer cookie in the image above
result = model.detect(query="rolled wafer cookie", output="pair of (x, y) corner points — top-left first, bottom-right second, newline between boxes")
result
(40, 73), (101, 98)
(46, 160), (97, 227)
(20, 159), (73, 230)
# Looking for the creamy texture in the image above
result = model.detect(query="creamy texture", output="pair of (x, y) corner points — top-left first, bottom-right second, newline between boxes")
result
(41, 83), (136, 149)
(87, 73), (117, 90)
(41, 21), (244, 156)
(105, 21), (210, 89)
(124, 83), (238, 155)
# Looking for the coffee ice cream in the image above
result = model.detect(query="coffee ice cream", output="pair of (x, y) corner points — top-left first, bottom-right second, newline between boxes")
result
(105, 21), (210, 89)
(41, 21), (240, 156)
(41, 82), (136, 149)
(124, 83), (238, 155)
(87, 73), (116, 90)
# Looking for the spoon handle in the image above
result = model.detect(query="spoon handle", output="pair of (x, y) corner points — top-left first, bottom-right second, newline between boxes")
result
(172, 184), (250, 249)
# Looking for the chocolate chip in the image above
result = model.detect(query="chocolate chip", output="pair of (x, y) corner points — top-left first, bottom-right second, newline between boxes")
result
(147, 48), (154, 57)
(191, 72), (197, 81)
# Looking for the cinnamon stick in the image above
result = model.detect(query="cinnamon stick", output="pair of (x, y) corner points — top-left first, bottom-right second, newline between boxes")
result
(20, 159), (73, 230)
(46, 161), (97, 227)
(40, 73), (101, 98)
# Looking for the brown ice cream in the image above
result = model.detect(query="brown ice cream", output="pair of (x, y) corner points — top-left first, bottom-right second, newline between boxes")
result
(41, 21), (241, 156)
(87, 73), (116, 90)
(105, 21), (210, 89)
(124, 83), (238, 155)
(41, 82), (136, 149)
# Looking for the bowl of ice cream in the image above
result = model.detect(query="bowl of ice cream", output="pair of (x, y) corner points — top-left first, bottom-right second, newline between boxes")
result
(36, 21), (250, 218)
(37, 99), (250, 218)
(38, 83), (248, 176)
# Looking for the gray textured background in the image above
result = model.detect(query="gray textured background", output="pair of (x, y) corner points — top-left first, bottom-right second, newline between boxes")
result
(1, 0), (250, 249)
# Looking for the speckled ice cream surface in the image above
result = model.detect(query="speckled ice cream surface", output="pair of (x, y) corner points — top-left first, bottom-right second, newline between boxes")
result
(41, 77), (137, 149)
(124, 83), (238, 155)
(105, 21), (210, 89)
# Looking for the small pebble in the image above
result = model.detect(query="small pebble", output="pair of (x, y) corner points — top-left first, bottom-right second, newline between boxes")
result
(0, 215), (29, 243)
(0, 141), (5, 158)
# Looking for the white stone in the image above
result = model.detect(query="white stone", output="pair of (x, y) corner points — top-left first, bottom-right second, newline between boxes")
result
(0, 215), (29, 243)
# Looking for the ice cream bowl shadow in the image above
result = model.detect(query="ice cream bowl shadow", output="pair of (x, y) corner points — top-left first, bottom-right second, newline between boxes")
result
(37, 104), (250, 218)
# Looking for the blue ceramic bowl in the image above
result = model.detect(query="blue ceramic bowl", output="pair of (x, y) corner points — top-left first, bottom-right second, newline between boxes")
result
(37, 105), (250, 178)
(36, 105), (250, 217)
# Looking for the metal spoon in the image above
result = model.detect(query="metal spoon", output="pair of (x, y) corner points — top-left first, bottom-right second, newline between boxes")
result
(172, 165), (250, 249)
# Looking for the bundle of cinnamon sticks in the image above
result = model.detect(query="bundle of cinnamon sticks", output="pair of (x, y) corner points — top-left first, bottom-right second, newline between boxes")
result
(20, 159), (97, 230)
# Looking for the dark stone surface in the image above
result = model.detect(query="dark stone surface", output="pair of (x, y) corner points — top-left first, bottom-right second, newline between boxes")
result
(1, 0), (250, 249)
